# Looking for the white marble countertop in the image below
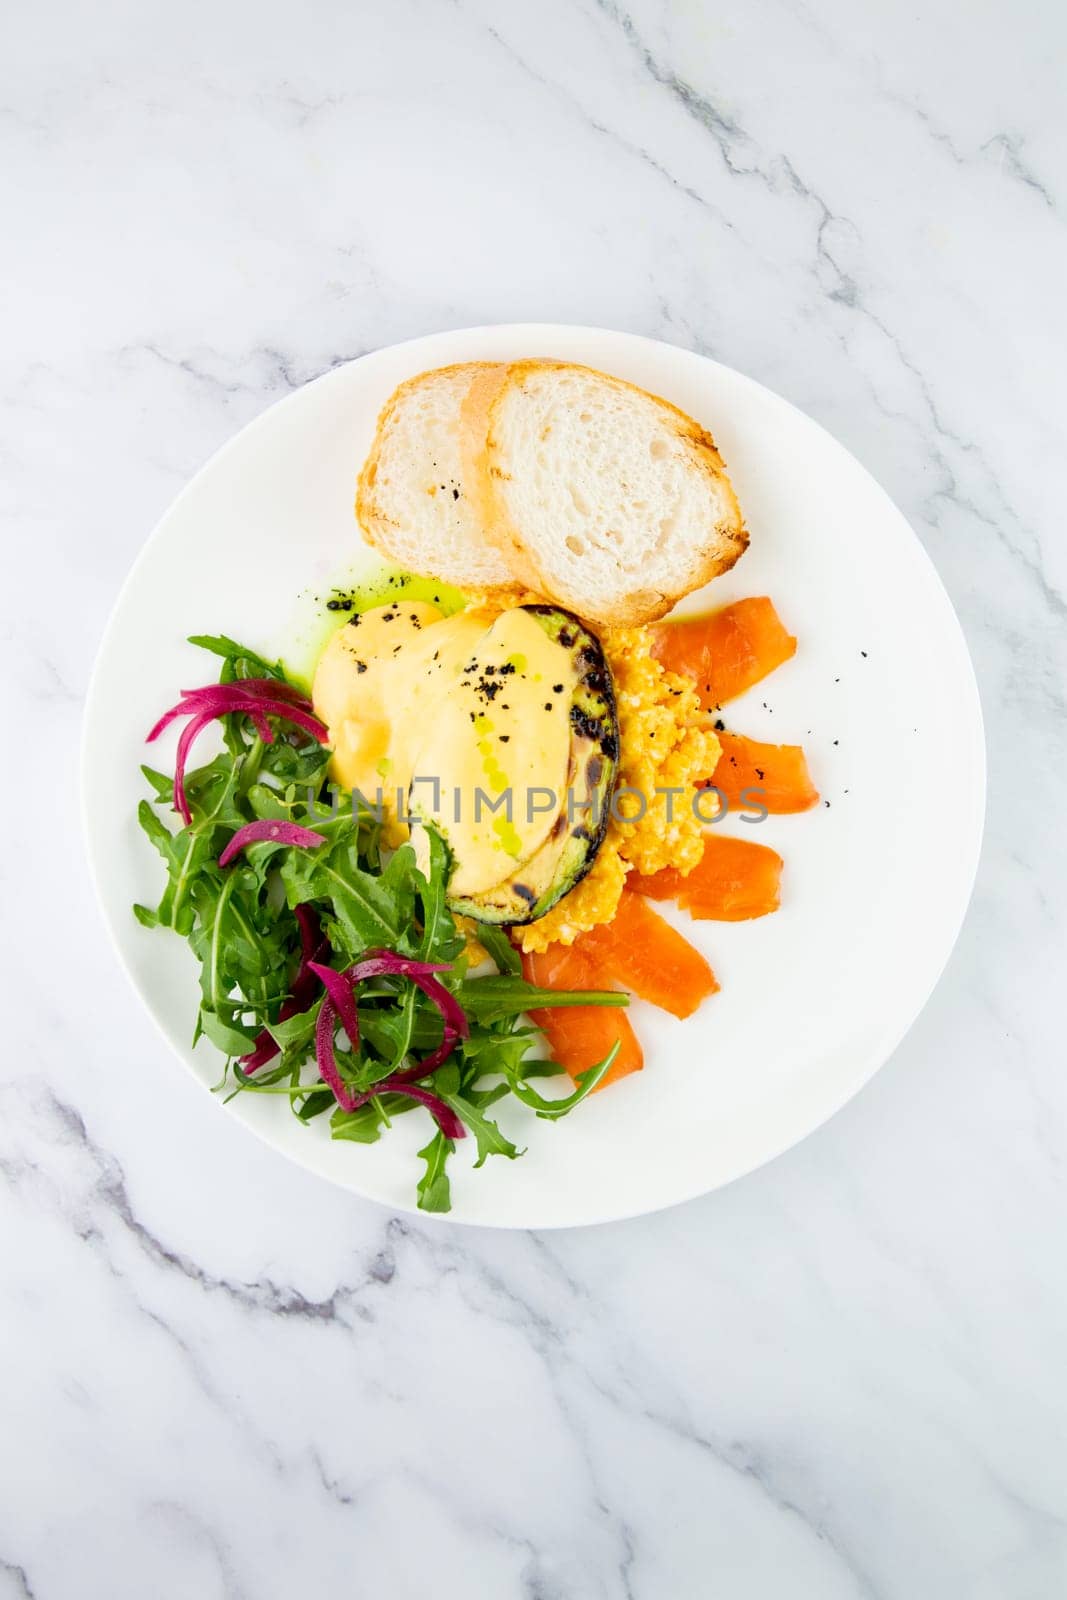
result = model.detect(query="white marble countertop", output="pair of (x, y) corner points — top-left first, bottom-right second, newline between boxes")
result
(3, 1), (1065, 1595)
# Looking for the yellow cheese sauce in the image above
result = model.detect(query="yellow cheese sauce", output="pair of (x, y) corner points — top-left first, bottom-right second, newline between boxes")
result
(312, 602), (580, 900)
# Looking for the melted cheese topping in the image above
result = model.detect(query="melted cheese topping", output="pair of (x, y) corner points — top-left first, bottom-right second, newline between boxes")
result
(312, 603), (578, 899)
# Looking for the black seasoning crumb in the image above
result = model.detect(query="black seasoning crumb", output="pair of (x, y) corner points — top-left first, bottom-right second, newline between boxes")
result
(714, 718), (726, 732)
(392, 645), (402, 655)
(755, 767), (765, 780)
(824, 799), (831, 807)
(452, 488), (460, 500)
(484, 664), (496, 675)
(552, 683), (564, 694)
(834, 677), (840, 683)
(499, 662), (516, 676)
(347, 613), (363, 628)
(409, 612), (420, 624)
(501, 703), (510, 711)
(499, 734), (510, 743)
(356, 661), (367, 674)
(844, 788), (850, 794)
(704, 683), (711, 693)
(832, 739), (839, 746)
(432, 650), (440, 662)
(327, 597), (352, 612)
(433, 594), (440, 603)
(544, 702), (553, 711)
(861, 650), (868, 658)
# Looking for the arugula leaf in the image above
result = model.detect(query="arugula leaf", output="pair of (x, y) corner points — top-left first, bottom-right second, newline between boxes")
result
(475, 923), (521, 976)
(445, 1095), (520, 1167)
(187, 633), (288, 682)
(414, 826), (464, 963)
(506, 1042), (618, 1117)
(416, 1132), (454, 1211)
(198, 1007), (260, 1057)
(281, 832), (407, 953)
(457, 974), (628, 1027)
(330, 1102), (386, 1144)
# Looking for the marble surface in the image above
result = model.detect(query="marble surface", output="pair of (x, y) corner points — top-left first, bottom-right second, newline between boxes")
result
(3, 0), (1066, 1594)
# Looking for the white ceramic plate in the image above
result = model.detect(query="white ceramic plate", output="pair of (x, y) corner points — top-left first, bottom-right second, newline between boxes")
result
(82, 325), (985, 1228)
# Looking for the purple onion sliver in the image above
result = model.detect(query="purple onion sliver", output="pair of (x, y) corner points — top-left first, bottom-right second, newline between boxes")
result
(308, 962), (362, 1056)
(371, 1080), (467, 1140)
(349, 954), (466, 1037)
(218, 819), (326, 868)
(314, 995), (357, 1111)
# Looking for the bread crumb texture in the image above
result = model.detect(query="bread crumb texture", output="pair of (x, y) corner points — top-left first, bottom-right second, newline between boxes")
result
(517, 625), (720, 952)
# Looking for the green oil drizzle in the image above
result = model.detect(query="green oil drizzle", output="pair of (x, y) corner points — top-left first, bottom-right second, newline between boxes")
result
(286, 567), (470, 688)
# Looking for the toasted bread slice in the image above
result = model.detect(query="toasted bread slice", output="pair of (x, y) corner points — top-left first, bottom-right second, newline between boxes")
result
(356, 362), (515, 590)
(470, 360), (747, 626)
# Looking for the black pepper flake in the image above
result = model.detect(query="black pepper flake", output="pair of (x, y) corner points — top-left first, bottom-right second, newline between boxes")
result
(755, 767), (765, 780)
(498, 662), (516, 676)
(552, 683), (564, 694)
(499, 734), (510, 743)
(714, 718), (726, 731)
(544, 702), (553, 711)
(355, 660), (367, 674)
(832, 739), (839, 746)
(346, 613), (363, 628)
(824, 800), (831, 807)
(327, 597), (352, 611)
(861, 650), (867, 658)
(834, 677), (840, 683)
(452, 488), (460, 500)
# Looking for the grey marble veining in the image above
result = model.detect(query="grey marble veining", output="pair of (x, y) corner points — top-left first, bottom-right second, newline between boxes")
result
(2, 0), (1066, 1595)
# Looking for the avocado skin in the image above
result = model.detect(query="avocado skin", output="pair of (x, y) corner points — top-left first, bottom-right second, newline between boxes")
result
(449, 606), (618, 927)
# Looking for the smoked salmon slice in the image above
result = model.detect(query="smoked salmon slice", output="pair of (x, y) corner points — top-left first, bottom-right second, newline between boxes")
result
(652, 597), (797, 708)
(522, 943), (644, 1090)
(574, 890), (719, 1020)
(710, 731), (819, 814)
(633, 832), (783, 921)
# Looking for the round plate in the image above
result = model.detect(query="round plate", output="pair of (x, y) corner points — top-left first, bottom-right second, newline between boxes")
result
(82, 325), (985, 1228)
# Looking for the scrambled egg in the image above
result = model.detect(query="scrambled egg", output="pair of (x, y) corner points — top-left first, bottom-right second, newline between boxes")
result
(516, 626), (720, 953)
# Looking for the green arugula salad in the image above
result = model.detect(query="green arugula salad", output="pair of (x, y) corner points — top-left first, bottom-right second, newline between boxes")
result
(135, 635), (626, 1213)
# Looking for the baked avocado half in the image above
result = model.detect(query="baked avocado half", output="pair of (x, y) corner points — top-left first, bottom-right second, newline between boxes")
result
(446, 605), (619, 926)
